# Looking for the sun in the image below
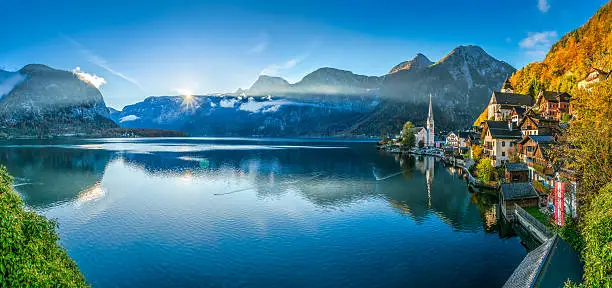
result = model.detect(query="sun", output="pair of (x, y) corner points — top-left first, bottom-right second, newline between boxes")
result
(176, 88), (197, 110)
(182, 94), (194, 105)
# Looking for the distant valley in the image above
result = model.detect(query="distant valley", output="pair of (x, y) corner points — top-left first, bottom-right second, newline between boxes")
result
(1, 45), (514, 137)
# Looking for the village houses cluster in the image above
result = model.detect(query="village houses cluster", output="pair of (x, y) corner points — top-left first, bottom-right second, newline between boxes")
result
(475, 67), (609, 224)
(387, 67), (610, 226)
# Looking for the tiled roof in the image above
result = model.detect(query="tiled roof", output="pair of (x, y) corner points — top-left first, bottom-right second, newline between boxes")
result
(492, 92), (534, 106)
(529, 135), (555, 143)
(484, 121), (522, 139)
(503, 236), (556, 288)
(503, 235), (583, 288)
(512, 106), (527, 116)
(505, 162), (529, 172)
(501, 182), (538, 200)
(539, 91), (572, 102)
(457, 131), (471, 139)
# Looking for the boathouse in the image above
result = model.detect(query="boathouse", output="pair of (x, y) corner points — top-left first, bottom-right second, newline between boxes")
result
(500, 182), (539, 220)
(505, 162), (529, 183)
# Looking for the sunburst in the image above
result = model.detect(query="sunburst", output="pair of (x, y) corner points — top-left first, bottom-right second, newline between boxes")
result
(177, 88), (198, 111)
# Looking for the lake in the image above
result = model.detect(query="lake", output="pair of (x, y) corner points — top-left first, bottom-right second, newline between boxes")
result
(0, 138), (527, 287)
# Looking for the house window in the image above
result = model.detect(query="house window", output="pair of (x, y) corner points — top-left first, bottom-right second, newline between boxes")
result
(502, 141), (505, 147)
(510, 142), (513, 147)
(502, 152), (506, 157)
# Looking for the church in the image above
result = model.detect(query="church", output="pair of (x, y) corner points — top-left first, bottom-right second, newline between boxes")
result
(414, 95), (435, 148)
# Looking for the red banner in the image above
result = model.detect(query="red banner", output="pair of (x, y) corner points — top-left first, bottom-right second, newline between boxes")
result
(555, 181), (565, 226)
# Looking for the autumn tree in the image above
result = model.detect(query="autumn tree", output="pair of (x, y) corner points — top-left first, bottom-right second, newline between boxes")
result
(566, 79), (612, 204)
(401, 121), (416, 148)
(471, 145), (483, 161)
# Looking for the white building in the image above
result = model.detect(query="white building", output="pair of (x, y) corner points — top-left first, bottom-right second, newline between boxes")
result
(446, 131), (459, 147)
(481, 120), (522, 166)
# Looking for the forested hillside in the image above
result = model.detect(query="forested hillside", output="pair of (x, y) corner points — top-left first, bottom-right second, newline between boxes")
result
(511, 1), (612, 96)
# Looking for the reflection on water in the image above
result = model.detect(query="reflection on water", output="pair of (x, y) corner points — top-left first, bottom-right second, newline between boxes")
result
(0, 138), (527, 288)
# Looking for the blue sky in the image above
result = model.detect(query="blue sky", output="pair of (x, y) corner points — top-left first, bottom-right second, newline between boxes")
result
(0, 0), (607, 109)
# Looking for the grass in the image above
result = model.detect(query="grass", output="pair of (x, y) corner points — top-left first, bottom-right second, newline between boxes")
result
(524, 206), (552, 227)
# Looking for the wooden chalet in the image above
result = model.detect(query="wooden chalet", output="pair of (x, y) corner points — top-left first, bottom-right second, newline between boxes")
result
(518, 115), (560, 136)
(500, 182), (539, 220)
(535, 91), (572, 120)
(517, 135), (556, 185)
(505, 162), (529, 183)
(577, 67), (610, 90)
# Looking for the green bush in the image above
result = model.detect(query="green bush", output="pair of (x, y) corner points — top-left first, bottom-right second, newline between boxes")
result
(580, 183), (612, 287)
(0, 166), (88, 287)
(476, 159), (495, 183)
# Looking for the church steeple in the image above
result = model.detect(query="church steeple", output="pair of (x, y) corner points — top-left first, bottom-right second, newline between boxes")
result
(501, 77), (514, 93)
(426, 94), (435, 147)
(427, 94), (434, 122)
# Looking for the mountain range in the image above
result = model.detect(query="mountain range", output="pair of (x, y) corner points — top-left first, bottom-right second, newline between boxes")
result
(111, 45), (515, 136)
(0, 45), (515, 137)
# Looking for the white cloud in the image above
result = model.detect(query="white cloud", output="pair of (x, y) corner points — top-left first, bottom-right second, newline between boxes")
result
(119, 115), (140, 122)
(537, 0), (550, 13)
(239, 98), (292, 113)
(248, 41), (267, 54)
(519, 31), (557, 48)
(260, 56), (305, 76)
(72, 66), (106, 88)
(220, 98), (237, 108)
(248, 33), (268, 54)
(519, 31), (557, 57)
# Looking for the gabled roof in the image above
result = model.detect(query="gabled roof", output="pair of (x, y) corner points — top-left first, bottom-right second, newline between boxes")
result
(409, 127), (425, 133)
(491, 91), (534, 106)
(457, 131), (471, 139)
(519, 115), (560, 129)
(530, 135), (555, 143)
(467, 133), (481, 140)
(505, 162), (529, 172)
(482, 120), (522, 139)
(536, 143), (554, 159)
(537, 91), (572, 103)
(490, 128), (521, 138)
(500, 182), (538, 200)
(511, 106), (527, 117)
(517, 135), (556, 145)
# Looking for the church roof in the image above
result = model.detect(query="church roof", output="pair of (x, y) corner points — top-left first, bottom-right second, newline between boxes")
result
(491, 92), (534, 106)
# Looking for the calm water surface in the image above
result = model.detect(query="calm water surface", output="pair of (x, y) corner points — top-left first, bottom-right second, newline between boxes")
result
(0, 138), (527, 287)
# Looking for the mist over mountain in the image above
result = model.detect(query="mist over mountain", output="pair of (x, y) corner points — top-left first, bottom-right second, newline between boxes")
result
(111, 45), (514, 136)
(0, 64), (117, 136)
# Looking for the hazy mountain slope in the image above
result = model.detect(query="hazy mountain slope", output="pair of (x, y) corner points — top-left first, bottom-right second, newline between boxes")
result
(511, 1), (612, 95)
(0, 64), (117, 136)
